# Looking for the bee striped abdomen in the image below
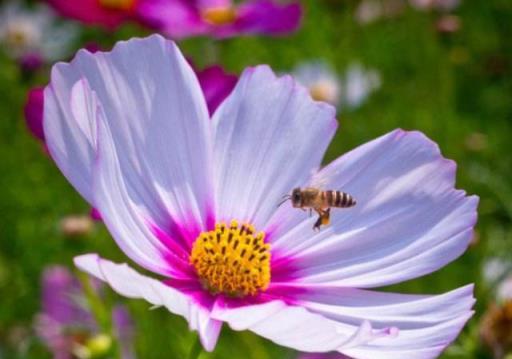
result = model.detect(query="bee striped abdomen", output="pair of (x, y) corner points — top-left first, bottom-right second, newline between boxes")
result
(332, 191), (356, 207)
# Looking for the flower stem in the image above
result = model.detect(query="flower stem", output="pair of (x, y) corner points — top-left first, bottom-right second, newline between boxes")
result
(187, 335), (204, 359)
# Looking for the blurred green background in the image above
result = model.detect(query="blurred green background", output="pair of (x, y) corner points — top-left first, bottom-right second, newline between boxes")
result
(1, 0), (511, 357)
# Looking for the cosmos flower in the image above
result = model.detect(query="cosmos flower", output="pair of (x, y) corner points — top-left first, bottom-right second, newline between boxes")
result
(292, 61), (341, 106)
(355, 0), (405, 25)
(24, 87), (45, 144)
(343, 63), (381, 110)
(44, 0), (301, 38)
(0, 2), (77, 71)
(44, 0), (139, 29)
(44, 35), (478, 357)
(292, 61), (381, 110)
(409, 0), (460, 12)
(138, 0), (302, 39)
(196, 65), (238, 115)
(34, 266), (135, 359)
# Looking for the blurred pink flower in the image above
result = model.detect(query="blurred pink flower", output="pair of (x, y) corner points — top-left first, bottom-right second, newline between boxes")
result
(44, 0), (301, 38)
(139, 0), (302, 38)
(34, 266), (135, 359)
(44, 35), (477, 356)
(44, 0), (139, 29)
(196, 65), (238, 114)
(24, 87), (45, 143)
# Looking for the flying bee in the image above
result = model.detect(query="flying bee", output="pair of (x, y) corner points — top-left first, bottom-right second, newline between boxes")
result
(279, 188), (356, 230)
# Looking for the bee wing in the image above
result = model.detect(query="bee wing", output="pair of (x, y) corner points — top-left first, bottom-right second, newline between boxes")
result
(309, 168), (330, 190)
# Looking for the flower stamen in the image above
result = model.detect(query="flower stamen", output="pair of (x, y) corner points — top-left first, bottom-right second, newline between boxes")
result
(190, 220), (270, 297)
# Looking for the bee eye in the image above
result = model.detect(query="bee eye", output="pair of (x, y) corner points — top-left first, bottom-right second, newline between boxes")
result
(293, 192), (301, 202)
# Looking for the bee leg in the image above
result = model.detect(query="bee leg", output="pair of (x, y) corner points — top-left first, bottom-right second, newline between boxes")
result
(309, 208), (312, 217)
(313, 215), (323, 231)
(312, 208), (324, 231)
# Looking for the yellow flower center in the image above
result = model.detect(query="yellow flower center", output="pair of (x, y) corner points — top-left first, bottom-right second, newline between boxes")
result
(98, 0), (135, 11)
(309, 81), (338, 104)
(190, 220), (271, 297)
(201, 6), (237, 26)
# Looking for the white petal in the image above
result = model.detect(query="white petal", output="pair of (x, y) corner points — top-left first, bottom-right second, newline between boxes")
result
(44, 35), (213, 240)
(44, 77), (100, 203)
(270, 130), (478, 287)
(93, 103), (187, 275)
(211, 65), (337, 228)
(211, 299), (395, 353)
(292, 284), (474, 358)
(74, 254), (222, 351)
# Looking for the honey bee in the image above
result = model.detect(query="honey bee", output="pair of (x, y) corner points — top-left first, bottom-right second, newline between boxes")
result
(279, 187), (356, 230)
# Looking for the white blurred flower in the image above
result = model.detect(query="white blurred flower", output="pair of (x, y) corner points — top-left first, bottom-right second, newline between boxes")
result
(292, 61), (381, 110)
(356, 0), (383, 24)
(343, 63), (381, 109)
(292, 61), (341, 105)
(409, 0), (460, 12)
(497, 277), (512, 302)
(356, 0), (406, 24)
(483, 258), (510, 284)
(0, 2), (78, 66)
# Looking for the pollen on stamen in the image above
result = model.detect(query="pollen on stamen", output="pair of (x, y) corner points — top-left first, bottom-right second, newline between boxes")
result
(190, 220), (271, 298)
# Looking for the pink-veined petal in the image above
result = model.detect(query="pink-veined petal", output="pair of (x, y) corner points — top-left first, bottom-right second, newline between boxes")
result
(269, 129), (478, 287)
(74, 254), (222, 351)
(44, 76), (100, 203)
(212, 65), (337, 229)
(44, 35), (213, 260)
(211, 298), (396, 353)
(92, 95), (191, 276)
(284, 284), (474, 358)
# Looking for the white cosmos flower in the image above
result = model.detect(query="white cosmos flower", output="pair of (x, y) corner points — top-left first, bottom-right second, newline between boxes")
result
(292, 61), (381, 110)
(292, 61), (341, 106)
(0, 2), (77, 64)
(343, 63), (381, 110)
(44, 35), (478, 358)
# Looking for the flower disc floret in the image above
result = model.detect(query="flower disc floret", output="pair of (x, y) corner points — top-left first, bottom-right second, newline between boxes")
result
(190, 220), (270, 297)
(201, 7), (237, 25)
(99, 0), (135, 11)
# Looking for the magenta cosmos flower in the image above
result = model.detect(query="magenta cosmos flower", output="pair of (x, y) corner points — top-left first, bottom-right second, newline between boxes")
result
(138, 0), (302, 38)
(44, 35), (478, 357)
(45, 0), (301, 38)
(35, 266), (135, 359)
(44, 0), (139, 29)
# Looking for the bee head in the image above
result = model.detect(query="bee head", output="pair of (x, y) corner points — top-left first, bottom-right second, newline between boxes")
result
(291, 188), (302, 207)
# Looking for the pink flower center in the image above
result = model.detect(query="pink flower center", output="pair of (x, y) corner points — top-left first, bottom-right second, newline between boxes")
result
(190, 220), (271, 297)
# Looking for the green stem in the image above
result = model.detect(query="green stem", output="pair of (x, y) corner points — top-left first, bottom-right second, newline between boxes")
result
(187, 335), (204, 359)
(77, 270), (110, 331)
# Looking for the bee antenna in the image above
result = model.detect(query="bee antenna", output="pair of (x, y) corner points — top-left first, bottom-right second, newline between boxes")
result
(277, 195), (291, 208)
